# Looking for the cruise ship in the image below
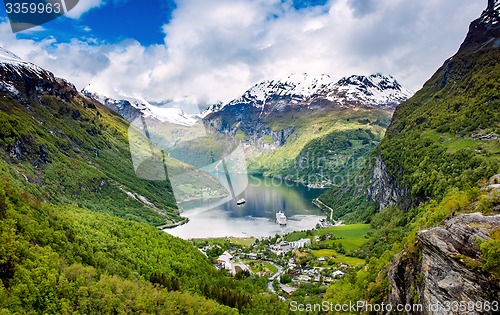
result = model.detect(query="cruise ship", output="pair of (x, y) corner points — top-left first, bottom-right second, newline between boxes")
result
(276, 211), (287, 225)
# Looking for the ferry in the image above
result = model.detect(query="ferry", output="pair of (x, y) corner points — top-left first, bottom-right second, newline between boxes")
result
(276, 211), (287, 225)
(236, 198), (246, 205)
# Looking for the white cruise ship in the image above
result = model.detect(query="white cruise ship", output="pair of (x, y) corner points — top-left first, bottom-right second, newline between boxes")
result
(276, 211), (287, 225)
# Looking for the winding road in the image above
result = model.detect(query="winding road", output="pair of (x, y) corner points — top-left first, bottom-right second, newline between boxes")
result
(266, 260), (286, 301)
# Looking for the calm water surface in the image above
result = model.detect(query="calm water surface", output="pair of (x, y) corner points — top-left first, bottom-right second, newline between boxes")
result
(166, 174), (327, 239)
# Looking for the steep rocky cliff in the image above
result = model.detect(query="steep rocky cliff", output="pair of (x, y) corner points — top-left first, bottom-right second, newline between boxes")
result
(388, 212), (500, 314)
(366, 155), (411, 211)
(378, 3), (500, 311)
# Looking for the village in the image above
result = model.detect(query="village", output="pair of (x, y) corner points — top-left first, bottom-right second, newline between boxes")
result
(194, 223), (370, 299)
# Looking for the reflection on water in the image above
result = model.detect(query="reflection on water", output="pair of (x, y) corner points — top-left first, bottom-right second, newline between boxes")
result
(166, 174), (327, 239)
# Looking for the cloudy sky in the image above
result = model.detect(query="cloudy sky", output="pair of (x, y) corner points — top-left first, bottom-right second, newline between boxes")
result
(0, 0), (486, 112)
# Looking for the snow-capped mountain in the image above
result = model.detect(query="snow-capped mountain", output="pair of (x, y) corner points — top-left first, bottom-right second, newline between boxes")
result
(0, 46), (410, 129)
(200, 102), (224, 117)
(82, 87), (198, 127)
(0, 46), (199, 128)
(0, 47), (39, 72)
(328, 73), (413, 109)
(228, 73), (334, 108)
(202, 72), (413, 143)
(146, 105), (198, 126)
(85, 72), (412, 128)
(210, 73), (412, 114)
(0, 47), (77, 100)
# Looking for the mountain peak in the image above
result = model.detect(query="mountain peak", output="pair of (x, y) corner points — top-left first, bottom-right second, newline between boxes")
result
(0, 46), (46, 78)
(459, 0), (499, 51)
(0, 47), (23, 63)
(227, 73), (336, 108)
(0, 46), (78, 100)
(284, 73), (332, 84)
(483, 0), (500, 23)
(82, 87), (199, 127)
(220, 72), (412, 112)
(327, 74), (412, 109)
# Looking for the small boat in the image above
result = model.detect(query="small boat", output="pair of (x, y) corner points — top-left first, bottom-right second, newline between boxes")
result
(236, 198), (246, 205)
(276, 211), (287, 225)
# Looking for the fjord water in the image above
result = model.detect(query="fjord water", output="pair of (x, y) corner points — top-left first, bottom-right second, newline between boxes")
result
(166, 174), (326, 239)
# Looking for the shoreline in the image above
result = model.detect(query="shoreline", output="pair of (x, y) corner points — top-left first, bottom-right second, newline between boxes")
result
(176, 194), (228, 205)
(157, 217), (189, 230)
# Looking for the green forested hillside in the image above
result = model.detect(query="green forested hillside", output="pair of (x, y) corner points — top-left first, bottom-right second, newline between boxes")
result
(0, 54), (292, 314)
(0, 178), (289, 314)
(0, 91), (181, 226)
(323, 187), (500, 313)
(320, 3), (500, 312)
(281, 128), (380, 187)
(377, 45), (499, 202)
(319, 7), (500, 222)
(248, 108), (389, 187)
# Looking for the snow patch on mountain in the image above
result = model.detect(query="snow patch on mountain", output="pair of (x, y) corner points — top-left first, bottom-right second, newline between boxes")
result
(0, 47), (47, 79)
(0, 47), (52, 97)
(227, 73), (334, 109)
(144, 103), (198, 126)
(201, 102), (225, 117)
(329, 74), (414, 108)
(0, 47), (22, 62)
(217, 73), (413, 112)
(83, 86), (198, 127)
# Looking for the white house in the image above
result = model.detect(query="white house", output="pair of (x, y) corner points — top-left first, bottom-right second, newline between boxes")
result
(290, 238), (311, 249)
(216, 251), (233, 270)
(270, 241), (291, 253)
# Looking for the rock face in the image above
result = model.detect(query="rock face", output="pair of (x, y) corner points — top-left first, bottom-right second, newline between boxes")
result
(459, 0), (499, 53)
(366, 155), (410, 211)
(0, 48), (78, 102)
(388, 213), (500, 314)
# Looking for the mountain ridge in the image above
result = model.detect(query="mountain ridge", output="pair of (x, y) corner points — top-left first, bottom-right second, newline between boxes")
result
(83, 72), (412, 128)
(0, 47), (184, 226)
(204, 73), (413, 118)
(82, 88), (200, 127)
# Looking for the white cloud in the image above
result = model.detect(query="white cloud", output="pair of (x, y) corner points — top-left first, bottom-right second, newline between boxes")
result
(0, 0), (487, 111)
(64, 0), (104, 19)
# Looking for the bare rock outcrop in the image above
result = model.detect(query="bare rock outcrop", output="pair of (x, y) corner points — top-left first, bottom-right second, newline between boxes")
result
(388, 213), (500, 314)
(366, 155), (410, 211)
